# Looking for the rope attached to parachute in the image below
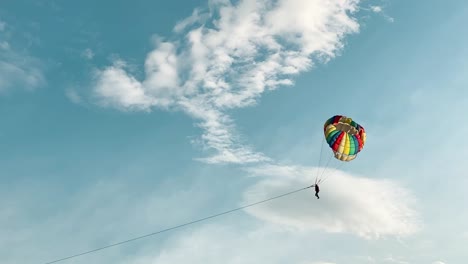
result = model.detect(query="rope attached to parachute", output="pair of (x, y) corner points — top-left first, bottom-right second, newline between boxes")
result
(315, 136), (325, 184)
(41, 185), (313, 264)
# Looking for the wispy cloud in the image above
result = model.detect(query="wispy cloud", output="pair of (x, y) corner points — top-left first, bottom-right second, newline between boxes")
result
(0, 54), (45, 93)
(243, 164), (421, 239)
(65, 87), (83, 104)
(91, 0), (361, 163)
(0, 20), (6, 31)
(0, 178), (217, 264)
(368, 5), (394, 22)
(124, 223), (342, 264)
(0, 19), (45, 93)
(0, 41), (10, 50)
(81, 48), (95, 60)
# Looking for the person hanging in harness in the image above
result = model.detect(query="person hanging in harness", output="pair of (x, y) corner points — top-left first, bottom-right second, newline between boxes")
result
(309, 182), (320, 199)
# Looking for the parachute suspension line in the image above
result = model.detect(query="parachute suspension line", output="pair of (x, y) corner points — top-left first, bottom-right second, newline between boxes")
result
(317, 152), (333, 184)
(315, 136), (325, 184)
(319, 160), (346, 185)
(41, 185), (313, 264)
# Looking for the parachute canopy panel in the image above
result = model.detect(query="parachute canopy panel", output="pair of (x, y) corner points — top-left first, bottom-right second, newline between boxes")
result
(324, 115), (366, 161)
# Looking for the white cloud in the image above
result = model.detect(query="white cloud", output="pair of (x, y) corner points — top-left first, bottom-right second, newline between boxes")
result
(81, 48), (95, 60)
(370, 5), (382, 13)
(93, 61), (156, 111)
(242, 164), (421, 239)
(91, 0), (362, 164)
(142, 41), (180, 104)
(432, 262), (446, 264)
(0, 20), (5, 31)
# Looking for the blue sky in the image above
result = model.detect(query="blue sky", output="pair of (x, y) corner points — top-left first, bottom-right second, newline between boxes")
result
(1, 0), (468, 263)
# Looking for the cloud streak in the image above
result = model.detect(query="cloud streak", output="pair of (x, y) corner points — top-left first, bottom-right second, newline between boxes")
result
(0, 20), (45, 93)
(243, 164), (421, 239)
(92, 0), (361, 163)
(0, 178), (218, 264)
(123, 223), (339, 264)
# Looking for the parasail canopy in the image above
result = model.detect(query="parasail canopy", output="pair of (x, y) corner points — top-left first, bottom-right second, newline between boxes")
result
(324, 115), (366, 162)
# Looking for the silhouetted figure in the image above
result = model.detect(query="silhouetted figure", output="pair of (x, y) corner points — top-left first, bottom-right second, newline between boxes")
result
(314, 184), (320, 199)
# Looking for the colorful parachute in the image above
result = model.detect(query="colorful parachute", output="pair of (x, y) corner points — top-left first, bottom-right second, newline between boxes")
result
(324, 115), (366, 161)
